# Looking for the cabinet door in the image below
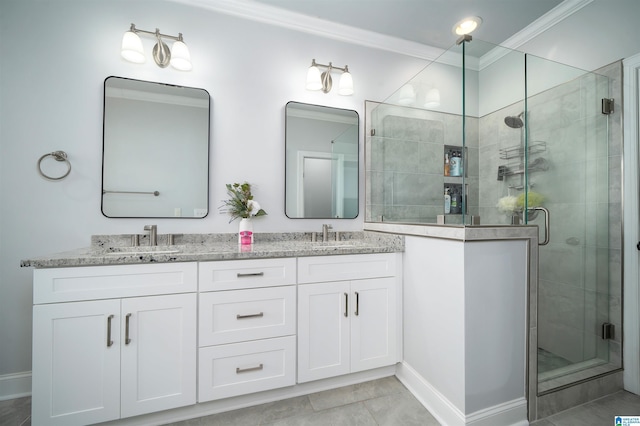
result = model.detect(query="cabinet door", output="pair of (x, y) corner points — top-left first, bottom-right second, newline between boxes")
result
(32, 300), (121, 426)
(297, 281), (350, 383)
(350, 278), (397, 372)
(120, 293), (197, 418)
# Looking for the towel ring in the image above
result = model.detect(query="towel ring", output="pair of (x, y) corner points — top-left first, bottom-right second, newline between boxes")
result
(38, 151), (71, 180)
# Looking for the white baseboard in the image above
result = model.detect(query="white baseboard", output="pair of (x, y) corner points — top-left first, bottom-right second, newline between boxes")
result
(0, 371), (31, 401)
(396, 362), (528, 426)
(465, 398), (528, 426)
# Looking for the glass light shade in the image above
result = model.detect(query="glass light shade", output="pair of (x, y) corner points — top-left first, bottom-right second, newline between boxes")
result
(453, 16), (482, 35)
(424, 88), (441, 108)
(398, 84), (416, 105)
(121, 31), (145, 63)
(338, 71), (354, 96)
(170, 40), (192, 71)
(306, 66), (322, 91)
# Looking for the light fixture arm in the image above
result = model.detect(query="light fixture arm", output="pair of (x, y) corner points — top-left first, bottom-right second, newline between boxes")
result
(128, 23), (184, 43)
(311, 59), (349, 74)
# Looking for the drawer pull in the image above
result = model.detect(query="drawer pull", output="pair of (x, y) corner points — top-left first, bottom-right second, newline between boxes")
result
(107, 314), (114, 347)
(236, 363), (264, 374)
(125, 313), (132, 345)
(237, 272), (265, 278)
(355, 291), (360, 316)
(236, 312), (264, 320)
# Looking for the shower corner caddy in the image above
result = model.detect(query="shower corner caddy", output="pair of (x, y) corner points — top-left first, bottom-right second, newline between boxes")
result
(498, 141), (548, 177)
(499, 141), (546, 160)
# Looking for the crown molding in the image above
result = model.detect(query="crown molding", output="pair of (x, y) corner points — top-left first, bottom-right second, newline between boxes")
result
(171, 0), (445, 61)
(172, 0), (592, 70)
(479, 0), (594, 69)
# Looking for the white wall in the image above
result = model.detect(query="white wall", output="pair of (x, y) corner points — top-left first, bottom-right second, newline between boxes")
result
(519, 0), (640, 72)
(0, 0), (428, 387)
(402, 237), (527, 417)
(402, 236), (466, 410)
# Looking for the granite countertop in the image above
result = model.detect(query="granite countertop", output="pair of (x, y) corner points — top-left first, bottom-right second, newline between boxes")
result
(21, 231), (404, 268)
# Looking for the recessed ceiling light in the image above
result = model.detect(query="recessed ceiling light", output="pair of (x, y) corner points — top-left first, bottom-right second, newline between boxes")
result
(453, 16), (482, 35)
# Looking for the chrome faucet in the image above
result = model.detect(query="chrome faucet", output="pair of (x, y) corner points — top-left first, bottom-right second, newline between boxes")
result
(144, 225), (157, 246)
(322, 224), (333, 242)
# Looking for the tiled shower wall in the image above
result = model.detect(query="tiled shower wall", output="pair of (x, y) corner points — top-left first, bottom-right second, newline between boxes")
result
(366, 104), (479, 224)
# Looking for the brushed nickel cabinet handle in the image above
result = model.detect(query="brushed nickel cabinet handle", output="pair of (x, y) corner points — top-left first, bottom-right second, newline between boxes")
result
(107, 314), (114, 347)
(237, 272), (265, 278)
(236, 364), (264, 374)
(355, 291), (360, 316)
(125, 313), (132, 345)
(236, 312), (264, 319)
(344, 293), (349, 317)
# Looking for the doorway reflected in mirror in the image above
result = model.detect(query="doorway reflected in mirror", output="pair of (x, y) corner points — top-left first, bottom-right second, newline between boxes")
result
(285, 101), (358, 219)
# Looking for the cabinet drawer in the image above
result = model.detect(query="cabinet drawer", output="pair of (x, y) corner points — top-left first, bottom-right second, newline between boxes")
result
(199, 286), (296, 346)
(199, 258), (296, 291)
(34, 263), (198, 304)
(198, 336), (295, 402)
(297, 253), (397, 284)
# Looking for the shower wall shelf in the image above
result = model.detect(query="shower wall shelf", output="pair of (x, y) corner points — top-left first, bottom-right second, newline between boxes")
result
(499, 141), (546, 160)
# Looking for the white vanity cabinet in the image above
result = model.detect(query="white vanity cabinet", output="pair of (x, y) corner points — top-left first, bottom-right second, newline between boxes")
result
(297, 253), (399, 383)
(197, 258), (297, 402)
(31, 263), (197, 426)
(28, 248), (403, 424)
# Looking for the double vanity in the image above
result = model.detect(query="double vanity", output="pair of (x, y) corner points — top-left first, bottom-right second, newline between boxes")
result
(22, 231), (404, 426)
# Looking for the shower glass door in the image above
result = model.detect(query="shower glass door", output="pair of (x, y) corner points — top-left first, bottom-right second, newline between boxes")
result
(525, 54), (619, 393)
(331, 125), (359, 218)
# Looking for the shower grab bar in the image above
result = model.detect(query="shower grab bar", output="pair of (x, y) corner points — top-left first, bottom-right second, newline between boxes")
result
(533, 206), (550, 245)
(103, 190), (160, 196)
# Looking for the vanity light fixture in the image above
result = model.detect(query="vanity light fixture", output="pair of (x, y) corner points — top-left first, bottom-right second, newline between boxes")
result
(397, 84), (416, 105)
(424, 88), (441, 108)
(306, 59), (354, 95)
(121, 23), (192, 71)
(452, 16), (482, 36)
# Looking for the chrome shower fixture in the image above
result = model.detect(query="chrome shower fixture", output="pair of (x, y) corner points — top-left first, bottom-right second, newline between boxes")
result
(121, 23), (192, 71)
(504, 112), (524, 129)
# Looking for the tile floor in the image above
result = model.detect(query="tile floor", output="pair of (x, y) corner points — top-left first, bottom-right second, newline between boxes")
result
(3, 376), (640, 426)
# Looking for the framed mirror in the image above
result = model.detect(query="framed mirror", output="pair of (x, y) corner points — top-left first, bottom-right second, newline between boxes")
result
(102, 76), (210, 218)
(285, 101), (359, 219)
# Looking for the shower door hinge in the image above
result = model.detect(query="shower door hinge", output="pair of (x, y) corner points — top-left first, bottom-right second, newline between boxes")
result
(602, 98), (614, 115)
(602, 322), (615, 340)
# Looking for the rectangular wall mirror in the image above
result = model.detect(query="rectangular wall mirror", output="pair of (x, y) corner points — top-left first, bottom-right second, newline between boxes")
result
(285, 101), (359, 219)
(102, 76), (210, 218)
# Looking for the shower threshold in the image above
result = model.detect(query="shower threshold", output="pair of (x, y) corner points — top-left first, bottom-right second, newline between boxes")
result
(538, 356), (619, 394)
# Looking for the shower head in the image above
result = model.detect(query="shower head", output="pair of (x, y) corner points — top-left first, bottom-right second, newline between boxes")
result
(504, 113), (524, 129)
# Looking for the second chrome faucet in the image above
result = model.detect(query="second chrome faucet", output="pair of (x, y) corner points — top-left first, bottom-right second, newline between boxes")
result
(144, 224), (157, 246)
(322, 224), (333, 242)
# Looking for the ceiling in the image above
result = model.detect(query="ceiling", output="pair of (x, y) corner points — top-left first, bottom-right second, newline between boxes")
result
(250, 0), (565, 50)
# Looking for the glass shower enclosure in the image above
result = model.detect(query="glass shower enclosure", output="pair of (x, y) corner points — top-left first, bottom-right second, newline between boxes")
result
(365, 36), (622, 410)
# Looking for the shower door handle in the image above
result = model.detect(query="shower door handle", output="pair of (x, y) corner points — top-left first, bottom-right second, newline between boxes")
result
(533, 206), (550, 245)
